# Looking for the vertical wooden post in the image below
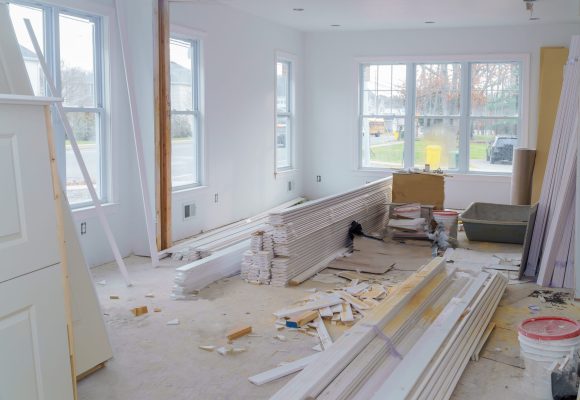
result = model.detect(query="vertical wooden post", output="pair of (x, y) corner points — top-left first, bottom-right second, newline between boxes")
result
(157, 0), (172, 250)
(44, 105), (78, 400)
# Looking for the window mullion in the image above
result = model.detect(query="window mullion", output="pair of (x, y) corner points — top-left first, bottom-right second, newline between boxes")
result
(458, 61), (470, 173)
(404, 63), (415, 169)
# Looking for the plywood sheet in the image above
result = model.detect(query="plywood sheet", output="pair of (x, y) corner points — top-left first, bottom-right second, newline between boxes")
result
(531, 47), (568, 203)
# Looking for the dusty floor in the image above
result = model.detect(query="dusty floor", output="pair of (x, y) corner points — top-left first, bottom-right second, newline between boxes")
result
(77, 237), (580, 400)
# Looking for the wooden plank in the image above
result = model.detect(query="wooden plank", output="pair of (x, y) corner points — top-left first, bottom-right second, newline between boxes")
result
(315, 315), (333, 350)
(270, 257), (446, 400)
(226, 326), (252, 341)
(370, 272), (489, 400)
(340, 303), (354, 322)
(287, 311), (318, 328)
(273, 295), (343, 319)
(25, 20), (132, 286)
(157, 0), (172, 250)
(471, 322), (496, 362)
(248, 353), (320, 386)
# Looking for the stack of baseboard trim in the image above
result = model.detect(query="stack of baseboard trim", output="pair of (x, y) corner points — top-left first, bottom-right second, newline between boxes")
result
(524, 35), (580, 289)
(165, 197), (305, 261)
(268, 178), (392, 286)
(269, 257), (507, 400)
(170, 198), (304, 298)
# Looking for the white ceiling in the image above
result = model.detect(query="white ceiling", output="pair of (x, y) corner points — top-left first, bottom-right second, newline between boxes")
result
(216, 0), (580, 31)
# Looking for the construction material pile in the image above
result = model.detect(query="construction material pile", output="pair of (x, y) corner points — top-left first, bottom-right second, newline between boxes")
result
(270, 257), (507, 400)
(246, 178), (392, 287)
(524, 36), (580, 288)
(241, 231), (275, 284)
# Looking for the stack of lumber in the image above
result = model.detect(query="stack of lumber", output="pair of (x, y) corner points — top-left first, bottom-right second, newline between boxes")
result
(166, 197), (304, 261)
(269, 257), (507, 400)
(170, 198), (304, 298)
(524, 36), (580, 288)
(267, 178), (392, 286)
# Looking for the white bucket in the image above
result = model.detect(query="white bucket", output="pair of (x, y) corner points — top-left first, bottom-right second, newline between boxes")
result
(433, 211), (458, 239)
(518, 317), (580, 400)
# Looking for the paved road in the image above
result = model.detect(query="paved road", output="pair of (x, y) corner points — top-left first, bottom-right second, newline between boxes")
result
(66, 140), (198, 192)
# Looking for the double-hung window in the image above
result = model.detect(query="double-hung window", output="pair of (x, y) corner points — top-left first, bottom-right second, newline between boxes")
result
(359, 56), (525, 174)
(276, 58), (293, 171)
(170, 36), (201, 190)
(9, 2), (107, 207)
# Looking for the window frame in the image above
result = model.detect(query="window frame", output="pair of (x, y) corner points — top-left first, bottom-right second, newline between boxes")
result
(169, 28), (203, 192)
(9, 0), (109, 208)
(356, 54), (530, 175)
(275, 52), (296, 173)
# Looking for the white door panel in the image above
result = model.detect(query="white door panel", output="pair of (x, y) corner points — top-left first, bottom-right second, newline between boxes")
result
(0, 264), (74, 400)
(0, 104), (59, 283)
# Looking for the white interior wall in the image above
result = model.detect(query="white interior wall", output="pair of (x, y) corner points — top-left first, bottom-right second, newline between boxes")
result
(302, 23), (580, 209)
(26, 0), (580, 266)
(168, 3), (305, 242)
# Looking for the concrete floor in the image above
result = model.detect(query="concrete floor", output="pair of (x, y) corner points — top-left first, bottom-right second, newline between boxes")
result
(77, 238), (579, 400)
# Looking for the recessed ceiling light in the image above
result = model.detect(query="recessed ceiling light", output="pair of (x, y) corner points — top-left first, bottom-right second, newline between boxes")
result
(330, 24), (341, 27)
(293, 8), (304, 11)
(424, 21), (436, 24)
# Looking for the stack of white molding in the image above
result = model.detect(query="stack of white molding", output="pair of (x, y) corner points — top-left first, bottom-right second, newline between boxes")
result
(267, 178), (392, 286)
(524, 36), (580, 288)
(171, 198), (304, 299)
(166, 197), (304, 261)
(241, 231), (275, 284)
(269, 257), (507, 400)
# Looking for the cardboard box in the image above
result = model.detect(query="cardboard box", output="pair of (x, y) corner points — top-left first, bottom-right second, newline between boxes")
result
(392, 172), (445, 210)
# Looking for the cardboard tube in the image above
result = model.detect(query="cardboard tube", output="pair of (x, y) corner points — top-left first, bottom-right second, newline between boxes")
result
(511, 148), (536, 205)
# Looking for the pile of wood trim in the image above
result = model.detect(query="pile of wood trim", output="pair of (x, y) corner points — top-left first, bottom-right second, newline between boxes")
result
(270, 257), (507, 399)
(165, 197), (305, 261)
(524, 36), (580, 288)
(267, 178), (392, 286)
(170, 198), (304, 298)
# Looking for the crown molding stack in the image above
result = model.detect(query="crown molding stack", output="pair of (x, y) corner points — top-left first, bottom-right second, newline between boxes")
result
(270, 257), (507, 400)
(524, 36), (580, 289)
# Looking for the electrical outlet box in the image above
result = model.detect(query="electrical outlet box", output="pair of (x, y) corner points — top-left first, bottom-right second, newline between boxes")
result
(287, 180), (294, 191)
(214, 193), (219, 203)
(316, 175), (322, 183)
(183, 202), (196, 220)
(80, 222), (87, 235)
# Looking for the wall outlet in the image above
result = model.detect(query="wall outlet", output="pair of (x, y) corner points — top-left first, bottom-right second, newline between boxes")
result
(287, 180), (294, 191)
(316, 175), (322, 183)
(80, 222), (87, 235)
(183, 202), (196, 220)
(214, 193), (219, 203)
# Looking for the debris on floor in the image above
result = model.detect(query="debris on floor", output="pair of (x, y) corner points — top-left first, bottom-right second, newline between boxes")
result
(131, 306), (148, 316)
(226, 325), (252, 341)
(166, 319), (180, 325)
(529, 290), (571, 305)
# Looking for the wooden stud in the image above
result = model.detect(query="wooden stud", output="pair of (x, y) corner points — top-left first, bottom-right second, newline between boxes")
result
(131, 306), (149, 317)
(286, 310), (318, 328)
(226, 325), (252, 341)
(156, 0), (172, 250)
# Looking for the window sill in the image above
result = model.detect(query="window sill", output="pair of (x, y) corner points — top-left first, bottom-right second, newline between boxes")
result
(173, 185), (209, 196)
(72, 202), (120, 220)
(355, 168), (512, 181)
(275, 168), (298, 176)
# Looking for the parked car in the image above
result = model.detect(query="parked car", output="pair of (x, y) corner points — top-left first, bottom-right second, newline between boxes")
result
(486, 136), (517, 164)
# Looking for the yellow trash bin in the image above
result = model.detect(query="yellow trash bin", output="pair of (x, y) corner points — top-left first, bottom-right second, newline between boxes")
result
(425, 145), (442, 169)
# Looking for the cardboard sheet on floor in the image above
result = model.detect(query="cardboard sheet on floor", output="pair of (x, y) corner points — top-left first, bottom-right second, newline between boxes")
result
(326, 237), (395, 274)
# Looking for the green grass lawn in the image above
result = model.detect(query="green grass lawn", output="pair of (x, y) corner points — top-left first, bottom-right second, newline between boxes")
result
(370, 140), (488, 166)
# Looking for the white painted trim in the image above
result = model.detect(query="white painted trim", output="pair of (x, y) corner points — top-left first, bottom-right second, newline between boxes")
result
(25, 17), (132, 286)
(249, 353), (320, 386)
(114, 0), (159, 266)
(0, 94), (61, 104)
